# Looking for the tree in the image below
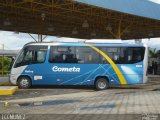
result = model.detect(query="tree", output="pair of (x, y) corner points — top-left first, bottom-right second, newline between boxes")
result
(149, 48), (158, 58)
(0, 56), (12, 75)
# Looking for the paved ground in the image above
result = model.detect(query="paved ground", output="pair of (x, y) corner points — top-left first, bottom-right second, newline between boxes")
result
(0, 87), (94, 101)
(0, 77), (160, 120)
(0, 76), (9, 85)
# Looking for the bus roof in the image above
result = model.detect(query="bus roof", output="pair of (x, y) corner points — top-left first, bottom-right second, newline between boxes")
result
(25, 42), (147, 47)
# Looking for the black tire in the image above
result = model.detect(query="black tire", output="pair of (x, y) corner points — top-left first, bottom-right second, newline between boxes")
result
(17, 76), (32, 89)
(95, 77), (109, 90)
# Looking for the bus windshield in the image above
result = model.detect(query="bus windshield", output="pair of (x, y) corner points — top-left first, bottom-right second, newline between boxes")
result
(14, 46), (47, 68)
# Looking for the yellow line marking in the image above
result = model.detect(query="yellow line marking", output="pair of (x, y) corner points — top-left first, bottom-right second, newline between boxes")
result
(85, 44), (127, 85)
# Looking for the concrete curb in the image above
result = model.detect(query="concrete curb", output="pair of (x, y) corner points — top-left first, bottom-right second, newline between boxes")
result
(0, 83), (11, 86)
(0, 86), (18, 96)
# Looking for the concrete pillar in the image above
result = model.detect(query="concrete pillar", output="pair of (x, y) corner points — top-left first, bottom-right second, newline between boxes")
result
(157, 51), (160, 75)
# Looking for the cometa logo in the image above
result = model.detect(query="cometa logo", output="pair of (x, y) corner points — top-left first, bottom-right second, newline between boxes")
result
(52, 66), (80, 72)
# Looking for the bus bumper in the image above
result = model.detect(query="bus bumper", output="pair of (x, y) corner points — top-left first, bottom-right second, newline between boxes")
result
(9, 74), (19, 85)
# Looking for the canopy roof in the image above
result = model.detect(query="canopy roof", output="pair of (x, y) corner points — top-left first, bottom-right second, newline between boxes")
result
(75, 0), (160, 20)
(0, 0), (160, 39)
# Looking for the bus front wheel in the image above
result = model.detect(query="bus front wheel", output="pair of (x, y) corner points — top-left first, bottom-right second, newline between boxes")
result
(95, 77), (109, 90)
(17, 76), (32, 89)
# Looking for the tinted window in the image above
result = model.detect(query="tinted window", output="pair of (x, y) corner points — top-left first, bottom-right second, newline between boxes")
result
(127, 47), (145, 64)
(14, 46), (47, 67)
(100, 47), (145, 64)
(76, 47), (100, 64)
(49, 46), (145, 64)
(100, 47), (119, 64)
(49, 46), (100, 64)
(49, 46), (78, 63)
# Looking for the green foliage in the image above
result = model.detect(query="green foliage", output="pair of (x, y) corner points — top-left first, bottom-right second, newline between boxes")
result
(149, 48), (159, 58)
(0, 56), (12, 75)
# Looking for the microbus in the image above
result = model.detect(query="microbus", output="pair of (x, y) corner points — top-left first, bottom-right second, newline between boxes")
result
(10, 42), (148, 90)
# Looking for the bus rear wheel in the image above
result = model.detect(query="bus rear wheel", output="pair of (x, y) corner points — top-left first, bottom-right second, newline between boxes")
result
(95, 77), (109, 90)
(17, 76), (32, 89)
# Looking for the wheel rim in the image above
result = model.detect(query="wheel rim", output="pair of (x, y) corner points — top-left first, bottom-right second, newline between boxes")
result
(98, 80), (106, 89)
(20, 79), (29, 87)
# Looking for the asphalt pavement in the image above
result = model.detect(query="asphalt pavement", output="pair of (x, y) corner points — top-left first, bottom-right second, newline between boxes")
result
(0, 77), (9, 85)
(0, 76), (160, 120)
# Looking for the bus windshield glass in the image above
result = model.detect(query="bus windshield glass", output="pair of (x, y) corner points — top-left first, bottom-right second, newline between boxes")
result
(14, 46), (47, 68)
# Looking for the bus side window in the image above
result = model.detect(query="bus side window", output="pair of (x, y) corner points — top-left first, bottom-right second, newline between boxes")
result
(64, 54), (77, 63)
(127, 47), (145, 64)
(34, 50), (46, 63)
(76, 47), (100, 64)
(49, 46), (78, 63)
(24, 50), (33, 63)
(53, 53), (64, 63)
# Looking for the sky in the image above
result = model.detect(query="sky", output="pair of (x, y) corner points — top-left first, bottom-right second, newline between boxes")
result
(0, 0), (160, 50)
(149, 0), (160, 3)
